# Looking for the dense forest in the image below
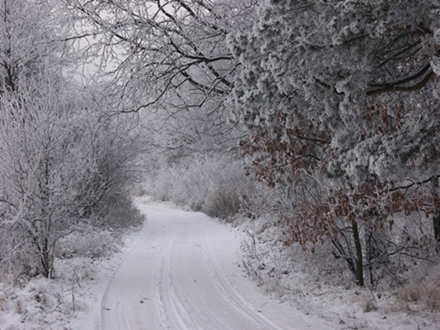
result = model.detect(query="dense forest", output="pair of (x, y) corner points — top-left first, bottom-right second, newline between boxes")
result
(1, 0), (440, 322)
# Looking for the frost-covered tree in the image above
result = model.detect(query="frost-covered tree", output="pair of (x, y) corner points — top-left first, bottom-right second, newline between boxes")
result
(229, 0), (440, 286)
(64, 0), (260, 160)
(0, 0), (69, 93)
(60, 0), (262, 217)
(0, 76), (142, 278)
(1, 82), (84, 277)
(0, 0), (143, 278)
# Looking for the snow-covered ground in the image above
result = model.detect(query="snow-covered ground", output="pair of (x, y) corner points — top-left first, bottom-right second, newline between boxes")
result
(77, 197), (332, 330)
(1, 196), (439, 329)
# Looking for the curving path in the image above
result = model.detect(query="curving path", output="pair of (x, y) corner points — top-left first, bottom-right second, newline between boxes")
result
(100, 198), (331, 330)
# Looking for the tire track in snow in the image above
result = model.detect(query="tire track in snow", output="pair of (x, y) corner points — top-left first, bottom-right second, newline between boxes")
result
(199, 232), (285, 330)
(155, 230), (204, 330)
(153, 233), (172, 330)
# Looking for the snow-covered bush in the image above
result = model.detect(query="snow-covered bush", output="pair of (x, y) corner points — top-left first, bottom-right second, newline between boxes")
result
(54, 228), (119, 260)
(396, 266), (440, 312)
(240, 179), (439, 291)
(203, 185), (243, 220)
(146, 154), (252, 219)
(90, 192), (145, 231)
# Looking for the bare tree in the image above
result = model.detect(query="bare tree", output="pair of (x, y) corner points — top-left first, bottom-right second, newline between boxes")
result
(64, 0), (260, 160)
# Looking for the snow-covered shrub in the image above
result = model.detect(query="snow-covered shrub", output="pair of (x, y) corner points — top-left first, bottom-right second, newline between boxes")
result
(397, 266), (440, 312)
(146, 154), (252, 219)
(52, 195), (144, 261)
(240, 180), (440, 292)
(54, 228), (118, 260)
(203, 185), (242, 220)
(91, 192), (145, 231)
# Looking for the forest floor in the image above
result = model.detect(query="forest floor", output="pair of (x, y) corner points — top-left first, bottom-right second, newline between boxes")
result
(1, 196), (439, 329)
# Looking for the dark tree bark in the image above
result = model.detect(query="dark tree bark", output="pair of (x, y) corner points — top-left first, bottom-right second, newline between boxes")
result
(351, 218), (364, 287)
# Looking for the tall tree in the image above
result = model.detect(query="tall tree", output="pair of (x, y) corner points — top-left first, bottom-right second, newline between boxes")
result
(229, 0), (440, 286)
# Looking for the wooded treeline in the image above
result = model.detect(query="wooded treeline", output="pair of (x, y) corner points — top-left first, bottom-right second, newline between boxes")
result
(1, 0), (440, 288)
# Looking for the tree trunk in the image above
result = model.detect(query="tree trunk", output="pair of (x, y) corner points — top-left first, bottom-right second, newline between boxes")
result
(39, 237), (51, 278)
(434, 215), (440, 243)
(351, 218), (364, 286)
(432, 178), (440, 243)
(365, 225), (375, 287)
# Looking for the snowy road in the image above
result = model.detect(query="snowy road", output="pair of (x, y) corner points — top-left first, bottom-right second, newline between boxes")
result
(100, 198), (331, 330)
